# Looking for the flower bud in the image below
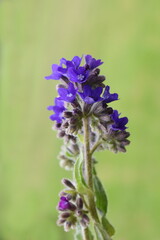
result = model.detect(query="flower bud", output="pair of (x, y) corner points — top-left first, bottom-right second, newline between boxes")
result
(69, 144), (79, 155)
(66, 194), (73, 201)
(76, 197), (83, 209)
(64, 221), (72, 232)
(62, 178), (76, 190)
(106, 107), (113, 114)
(57, 218), (66, 226)
(69, 202), (77, 211)
(63, 111), (73, 118)
(73, 108), (82, 116)
(115, 131), (130, 141)
(60, 212), (71, 219)
(69, 135), (77, 143)
(76, 210), (83, 216)
(70, 117), (77, 125)
(93, 68), (100, 76)
(53, 122), (62, 130)
(62, 121), (69, 128)
(69, 125), (78, 134)
(59, 158), (74, 170)
(80, 219), (88, 228)
(56, 84), (66, 90)
(117, 145), (126, 153)
(57, 130), (66, 138)
(82, 214), (90, 224)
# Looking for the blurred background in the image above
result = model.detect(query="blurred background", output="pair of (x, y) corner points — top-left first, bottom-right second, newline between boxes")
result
(0, 0), (160, 239)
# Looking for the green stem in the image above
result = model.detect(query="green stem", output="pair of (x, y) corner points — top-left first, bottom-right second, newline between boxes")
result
(83, 117), (100, 224)
(90, 139), (103, 156)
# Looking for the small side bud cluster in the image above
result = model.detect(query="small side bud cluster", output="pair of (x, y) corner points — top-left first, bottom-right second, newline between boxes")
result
(59, 139), (80, 170)
(57, 179), (90, 231)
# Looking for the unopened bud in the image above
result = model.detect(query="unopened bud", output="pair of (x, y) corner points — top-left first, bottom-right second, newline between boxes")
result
(66, 194), (73, 201)
(117, 145), (126, 153)
(120, 139), (130, 146)
(76, 198), (83, 209)
(69, 202), (76, 211)
(63, 111), (73, 118)
(58, 130), (66, 138)
(76, 210), (83, 216)
(115, 131), (130, 141)
(73, 108), (82, 116)
(64, 221), (72, 232)
(57, 218), (66, 226)
(70, 144), (79, 155)
(106, 107), (113, 114)
(62, 179), (75, 189)
(70, 117), (77, 125)
(62, 121), (69, 128)
(80, 219), (88, 228)
(68, 135), (77, 144)
(60, 212), (71, 219)
(59, 159), (74, 170)
(53, 122), (62, 130)
(56, 84), (66, 90)
(69, 125), (77, 134)
(82, 214), (90, 224)
(93, 68), (100, 75)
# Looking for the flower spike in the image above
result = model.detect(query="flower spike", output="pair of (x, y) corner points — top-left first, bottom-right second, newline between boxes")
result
(45, 54), (130, 239)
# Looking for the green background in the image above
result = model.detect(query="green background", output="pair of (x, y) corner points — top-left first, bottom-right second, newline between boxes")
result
(0, 0), (160, 239)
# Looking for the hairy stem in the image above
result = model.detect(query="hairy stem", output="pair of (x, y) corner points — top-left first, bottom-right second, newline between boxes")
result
(90, 139), (103, 156)
(83, 117), (100, 223)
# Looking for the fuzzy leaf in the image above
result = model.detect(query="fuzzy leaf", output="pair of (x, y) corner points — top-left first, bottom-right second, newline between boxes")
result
(75, 224), (94, 240)
(65, 149), (74, 158)
(87, 228), (94, 240)
(94, 223), (111, 240)
(94, 225), (103, 240)
(74, 155), (88, 194)
(93, 175), (108, 216)
(102, 217), (115, 237)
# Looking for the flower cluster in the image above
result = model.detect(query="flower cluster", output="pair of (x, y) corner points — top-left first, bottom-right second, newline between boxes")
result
(57, 179), (90, 231)
(45, 54), (130, 154)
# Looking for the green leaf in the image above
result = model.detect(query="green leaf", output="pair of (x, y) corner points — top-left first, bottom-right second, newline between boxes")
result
(65, 150), (74, 158)
(74, 154), (88, 194)
(94, 223), (111, 240)
(94, 224), (103, 240)
(89, 229), (94, 240)
(74, 224), (94, 240)
(102, 217), (115, 237)
(93, 175), (108, 216)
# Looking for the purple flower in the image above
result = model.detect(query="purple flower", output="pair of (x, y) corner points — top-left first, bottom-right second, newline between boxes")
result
(103, 86), (119, 103)
(67, 66), (88, 83)
(45, 64), (63, 80)
(85, 55), (103, 70)
(47, 98), (66, 123)
(58, 56), (81, 73)
(58, 196), (71, 211)
(111, 110), (128, 131)
(58, 83), (77, 102)
(78, 85), (103, 104)
(45, 56), (82, 80)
